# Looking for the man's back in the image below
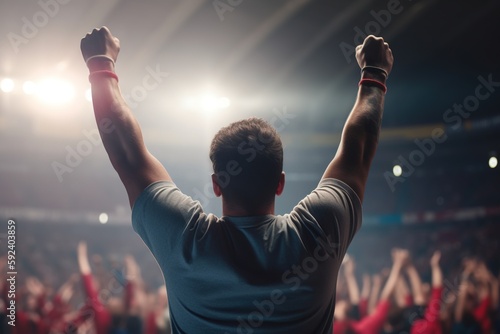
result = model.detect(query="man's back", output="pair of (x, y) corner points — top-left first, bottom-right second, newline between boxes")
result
(132, 178), (361, 333)
(81, 26), (392, 333)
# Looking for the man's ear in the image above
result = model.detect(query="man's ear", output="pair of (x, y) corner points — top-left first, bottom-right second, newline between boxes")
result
(276, 172), (285, 196)
(211, 173), (222, 197)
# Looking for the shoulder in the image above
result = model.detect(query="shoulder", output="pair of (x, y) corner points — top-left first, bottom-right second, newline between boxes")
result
(316, 178), (362, 203)
(131, 181), (206, 231)
(132, 181), (193, 212)
(293, 178), (362, 221)
(279, 179), (362, 253)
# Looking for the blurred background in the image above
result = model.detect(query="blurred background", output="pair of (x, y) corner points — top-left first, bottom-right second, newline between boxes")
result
(0, 0), (499, 330)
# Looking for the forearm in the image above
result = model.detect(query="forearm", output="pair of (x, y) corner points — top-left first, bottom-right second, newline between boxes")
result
(380, 262), (402, 300)
(89, 62), (147, 169)
(431, 263), (443, 288)
(360, 274), (371, 300)
(368, 278), (382, 314)
(341, 71), (386, 161)
(492, 277), (499, 309)
(454, 281), (469, 322)
(406, 265), (425, 305)
(77, 242), (91, 275)
(345, 272), (361, 304)
(322, 71), (386, 199)
(394, 277), (410, 307)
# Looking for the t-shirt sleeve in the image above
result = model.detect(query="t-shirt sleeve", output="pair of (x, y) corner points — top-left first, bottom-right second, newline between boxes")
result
(131, 181), (208, 263)
(473, 296), (492, 333)
(359, 298), (369, 318)
(352, 300), (391, 334)
(411, 287), (443, 334)
(288, 178), (362, 258)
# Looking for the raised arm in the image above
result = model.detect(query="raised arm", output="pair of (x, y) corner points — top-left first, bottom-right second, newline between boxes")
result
(360, 274), (371, 301)
(77, 241), (91, 275)
(57, 274), (79, 304)
(405, 255), (426, 306)
(343, 255), (360, 305)
(455, 259), (475, 322)
(430, 250), (442, 288)
(380, 249), (408, 301)
(368, 273), (382, 315)
(352, 249), (407, 333)
(80, 27), (171, 208)
(76, 241), (112, 332)
(493, 273), (499, 310)
(359, 274), (371, 317)
(124, 255), (145, 316)
(394, 276), (410, 308)
(322, 35), (393, 201)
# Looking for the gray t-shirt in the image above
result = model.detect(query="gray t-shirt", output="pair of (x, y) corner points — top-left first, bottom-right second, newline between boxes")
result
(132, 178), (362, 334)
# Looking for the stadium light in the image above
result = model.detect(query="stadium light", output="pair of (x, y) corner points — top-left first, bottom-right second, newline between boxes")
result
(219, 97), (231, 109)
(23, 81), (37, 95)
(36, 78), (75, 105)
(393, 165), (402, 177)
(99, 212), (109, 224)
(489, 156), (498, 169)
(181, 95), (231, 111)
(0, 78), (15, 93)
(180, 84), (231, 112)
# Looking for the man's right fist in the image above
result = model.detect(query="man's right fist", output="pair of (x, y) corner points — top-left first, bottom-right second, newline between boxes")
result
(80, 26), (120, 66)
(355, 35), (393, 77)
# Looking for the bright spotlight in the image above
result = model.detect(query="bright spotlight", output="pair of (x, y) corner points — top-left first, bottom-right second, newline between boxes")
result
(219, 97), (231, 109)
(206, 96), (231, 110)
(0, 78), (15, 93)
(489, 156), (498, 169)
(393, 165), (402, 177)
(23, 81), (37, 95)
(181, 96), (196, 109)
(201, 93), (220, 111)
(37, 78), (75, 105)
(181, 88), (231, 111)
(98, 213), (109, 224)
(85, 88), (92, 102)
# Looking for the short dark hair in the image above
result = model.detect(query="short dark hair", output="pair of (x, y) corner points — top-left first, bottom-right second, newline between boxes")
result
(209, 118), (283, 211)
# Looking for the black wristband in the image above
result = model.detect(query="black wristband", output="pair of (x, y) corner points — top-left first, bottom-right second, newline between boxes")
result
(361, 66), (388, 79)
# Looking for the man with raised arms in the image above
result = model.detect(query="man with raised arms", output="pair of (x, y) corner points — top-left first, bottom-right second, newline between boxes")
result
(80, 26), (393, 333)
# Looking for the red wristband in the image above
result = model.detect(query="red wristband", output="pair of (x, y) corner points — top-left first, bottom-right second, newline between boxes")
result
(359, 78), (387, 94)
(89, 70), (118, 83)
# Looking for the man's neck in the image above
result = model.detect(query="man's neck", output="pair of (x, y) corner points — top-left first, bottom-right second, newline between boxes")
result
(222, 200), (275, 217)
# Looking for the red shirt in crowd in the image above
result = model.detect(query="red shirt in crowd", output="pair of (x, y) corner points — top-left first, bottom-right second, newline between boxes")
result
(410, 287), (443, 334)
(333, 300), (391, 334)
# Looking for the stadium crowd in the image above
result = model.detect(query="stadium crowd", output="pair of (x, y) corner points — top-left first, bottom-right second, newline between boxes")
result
(1, 220), (499, 334)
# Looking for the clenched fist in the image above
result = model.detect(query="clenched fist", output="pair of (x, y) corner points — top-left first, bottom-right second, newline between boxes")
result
(356, 35), (393, 77)
(391, 248), (409, 265)
(80, 26), (120, 68)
